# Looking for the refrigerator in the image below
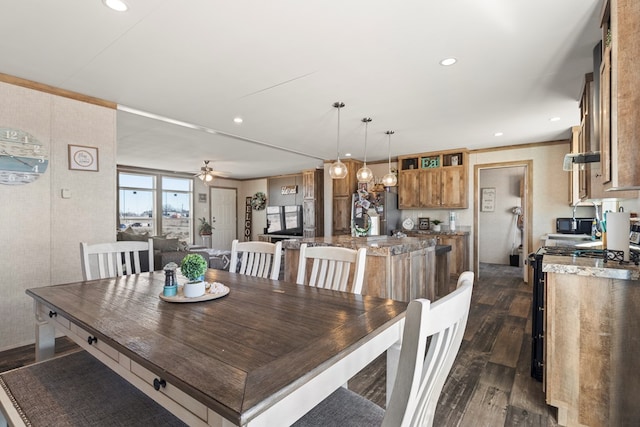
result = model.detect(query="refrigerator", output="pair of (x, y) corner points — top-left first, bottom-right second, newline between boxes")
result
(351, 190), (400, 236)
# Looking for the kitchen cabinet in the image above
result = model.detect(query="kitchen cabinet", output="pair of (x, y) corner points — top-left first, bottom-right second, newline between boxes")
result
(282, 236), (436, 302)
(398, 150), (468, 209)
(332, 159), (362, 235)
(405, 230), (469, 279)
(544, 269), (640, 426)
(599, 0), (640, 190)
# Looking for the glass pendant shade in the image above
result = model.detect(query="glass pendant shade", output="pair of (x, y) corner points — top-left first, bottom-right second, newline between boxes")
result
(329, 159), (348, 179)
(382, 172), (397, 187)
(330, 101), (347, 180)
(356, 117), (373, 183)
(356, 165), (373, 183)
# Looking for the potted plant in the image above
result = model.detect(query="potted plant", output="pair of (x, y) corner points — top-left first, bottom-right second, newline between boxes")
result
(431, 219), (442, 232)
(180, 253), (208, 298)
(198, 217), (214, 235)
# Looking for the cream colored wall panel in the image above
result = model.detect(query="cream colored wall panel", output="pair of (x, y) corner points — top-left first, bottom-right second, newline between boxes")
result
(0, 82), (116, 350)
(50, 96), (116, 285)
(0, 82), (53, 349)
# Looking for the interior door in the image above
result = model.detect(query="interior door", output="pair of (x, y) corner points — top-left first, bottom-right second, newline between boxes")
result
(210, 187), (237, 250)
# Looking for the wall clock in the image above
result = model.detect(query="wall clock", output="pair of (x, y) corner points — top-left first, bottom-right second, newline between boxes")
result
(0, 127), (48, 185)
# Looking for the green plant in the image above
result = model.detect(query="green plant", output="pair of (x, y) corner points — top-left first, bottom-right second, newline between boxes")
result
(431, 219), (442, 225)
(180, 254), (208, 282)
(198, 217), (214, 235)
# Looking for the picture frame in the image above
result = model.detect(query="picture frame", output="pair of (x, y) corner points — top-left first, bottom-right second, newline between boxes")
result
(418, 217), (430, 230)
(198, 193), (207, 203)
(68, 144), (99, 171)
(481, 187), (496, 212)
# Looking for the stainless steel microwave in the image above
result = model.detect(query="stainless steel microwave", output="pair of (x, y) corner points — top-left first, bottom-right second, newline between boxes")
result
(556, 217), (594, 235)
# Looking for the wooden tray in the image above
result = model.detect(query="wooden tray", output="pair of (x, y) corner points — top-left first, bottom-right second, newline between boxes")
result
(159, 282), (229, 303)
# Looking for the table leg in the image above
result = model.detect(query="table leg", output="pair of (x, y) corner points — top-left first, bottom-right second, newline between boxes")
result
(34, 300), (55, 362)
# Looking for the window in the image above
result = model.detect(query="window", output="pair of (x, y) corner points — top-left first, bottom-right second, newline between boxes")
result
(118, 170), (193, 242)
(161, 177), (192, 241)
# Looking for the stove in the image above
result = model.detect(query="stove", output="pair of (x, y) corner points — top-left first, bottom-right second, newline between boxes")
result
(528, 245), (639, 382)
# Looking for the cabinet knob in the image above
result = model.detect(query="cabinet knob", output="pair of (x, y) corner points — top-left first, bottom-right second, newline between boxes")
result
(48, 310), (57, 318)
(87, 336), (97, 345)
(153, 378), (167, 391)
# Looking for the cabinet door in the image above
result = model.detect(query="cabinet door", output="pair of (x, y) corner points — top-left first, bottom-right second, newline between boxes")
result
(441, 167), (467, 208)
(420, 169), (441, 208)
(332, 195), (352, 235)
(398, 170), (421, 208)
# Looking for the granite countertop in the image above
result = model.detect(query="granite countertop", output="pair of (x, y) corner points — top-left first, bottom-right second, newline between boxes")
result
(281, 235), (437, 256)
(402, 229), (470, 236)
(542, 255), (640, 281)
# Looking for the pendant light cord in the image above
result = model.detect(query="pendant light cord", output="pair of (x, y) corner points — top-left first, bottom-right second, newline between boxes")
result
(386, 130), (394, 173)
(333, 102), (344, 160)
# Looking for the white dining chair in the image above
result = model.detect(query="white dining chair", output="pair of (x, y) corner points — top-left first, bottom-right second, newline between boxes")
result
(292, 271), (475, 427)
(229, 239), (282, 280)
(296, 244), (367, 294)
(80, 239), (154, 280)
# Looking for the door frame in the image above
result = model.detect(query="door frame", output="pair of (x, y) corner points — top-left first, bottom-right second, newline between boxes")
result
(474, 160), (533, 279)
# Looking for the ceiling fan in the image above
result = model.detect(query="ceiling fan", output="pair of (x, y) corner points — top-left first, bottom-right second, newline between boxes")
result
(194, 160), (229, 183)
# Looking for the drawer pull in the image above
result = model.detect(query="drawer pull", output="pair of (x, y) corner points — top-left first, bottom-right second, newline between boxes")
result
(87, 336), (98, 345)
(153, 378), (167, 391)
(48, 310), (57, 318)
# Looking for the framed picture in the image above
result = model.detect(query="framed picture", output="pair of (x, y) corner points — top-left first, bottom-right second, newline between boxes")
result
(481, 187), (496, 212)
(418, 217), (430, 230)
(198, 193), (207, 203)
(68, 144), (99, 171)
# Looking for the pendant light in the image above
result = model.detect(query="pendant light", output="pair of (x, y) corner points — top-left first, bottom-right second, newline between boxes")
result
(382, 130), (397, 187)
(356, 118), (373, 183)
(329, 102), (348, 179)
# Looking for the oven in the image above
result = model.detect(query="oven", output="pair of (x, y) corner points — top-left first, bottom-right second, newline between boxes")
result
(528, 246), (639, 382)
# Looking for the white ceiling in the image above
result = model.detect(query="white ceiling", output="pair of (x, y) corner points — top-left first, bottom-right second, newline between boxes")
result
(0, 0), (603, 179)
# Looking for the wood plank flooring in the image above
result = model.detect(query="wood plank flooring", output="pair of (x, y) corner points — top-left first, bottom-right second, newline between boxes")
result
(1, 263), (558, 426)
(348, 263), (559, 426)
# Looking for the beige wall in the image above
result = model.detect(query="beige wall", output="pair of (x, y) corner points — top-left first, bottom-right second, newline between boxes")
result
(0, 81), (116, 351)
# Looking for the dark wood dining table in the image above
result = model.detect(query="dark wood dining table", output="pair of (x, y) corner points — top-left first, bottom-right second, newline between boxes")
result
(26, 269), (407, 426)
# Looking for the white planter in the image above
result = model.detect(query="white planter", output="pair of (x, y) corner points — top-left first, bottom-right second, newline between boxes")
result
(432, 224), (441, 232)
(183, 281), (205, 298)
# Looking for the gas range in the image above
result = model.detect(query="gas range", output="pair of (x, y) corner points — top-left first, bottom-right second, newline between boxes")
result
(536, 245), (640, 265)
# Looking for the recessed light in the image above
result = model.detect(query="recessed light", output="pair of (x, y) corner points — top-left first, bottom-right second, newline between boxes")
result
(233, 117), (243, 124)
(345, 153), (352, 157)
(103, 0), (128, 12)
(549, 117), (561, 122)
(439, 57), (457, 66)
(494, 132), (504, 137)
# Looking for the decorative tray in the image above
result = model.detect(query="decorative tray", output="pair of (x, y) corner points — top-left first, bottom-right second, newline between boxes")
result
(159, 282), (229, 303)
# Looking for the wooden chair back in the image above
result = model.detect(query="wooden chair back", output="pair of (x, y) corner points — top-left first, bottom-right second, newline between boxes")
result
(383, 271), (474, 427)
(229, 239), (282, 280)
(80, 239), (154, 280)
(296, 244), (367, 294)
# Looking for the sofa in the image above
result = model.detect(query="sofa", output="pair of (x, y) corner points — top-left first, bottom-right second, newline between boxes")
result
(116, 228), (230, 271)
(117, 229), (190, 271)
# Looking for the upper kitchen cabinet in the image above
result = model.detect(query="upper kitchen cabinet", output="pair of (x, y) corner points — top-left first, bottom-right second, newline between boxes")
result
(398, 150), (468, 209)
(599, 0), (640, 190)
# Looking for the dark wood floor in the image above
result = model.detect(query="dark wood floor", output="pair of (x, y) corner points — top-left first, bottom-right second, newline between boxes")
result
(1, 263), (557, 426)
(349, 263), (559, 426)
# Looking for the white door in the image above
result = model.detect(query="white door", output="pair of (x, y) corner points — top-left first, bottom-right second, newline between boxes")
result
(210, 187), (237, 250)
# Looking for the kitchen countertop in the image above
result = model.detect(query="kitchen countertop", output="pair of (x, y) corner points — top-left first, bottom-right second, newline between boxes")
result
(401, 229), (470, 236)
(542, 254), (640, 281)
(281, 235), (437, 256)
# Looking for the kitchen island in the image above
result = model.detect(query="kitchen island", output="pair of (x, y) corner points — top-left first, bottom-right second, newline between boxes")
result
(282, 236), (437, 302)
(542, 255), (640, 426)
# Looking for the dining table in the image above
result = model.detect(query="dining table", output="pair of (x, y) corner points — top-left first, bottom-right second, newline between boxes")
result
(26, 269), (407, 426)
